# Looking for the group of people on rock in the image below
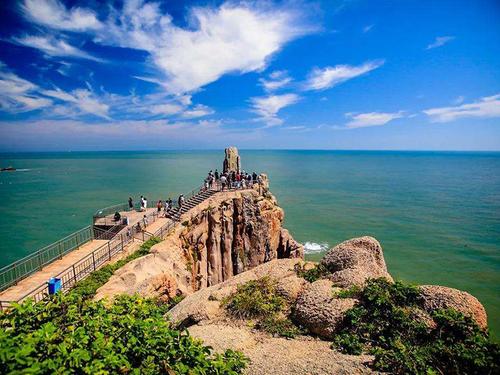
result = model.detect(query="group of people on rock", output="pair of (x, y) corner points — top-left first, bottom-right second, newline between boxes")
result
(203, 169), (260, 191)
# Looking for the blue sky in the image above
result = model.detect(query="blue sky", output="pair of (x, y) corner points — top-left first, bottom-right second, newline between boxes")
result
(0, 0), (499, 151)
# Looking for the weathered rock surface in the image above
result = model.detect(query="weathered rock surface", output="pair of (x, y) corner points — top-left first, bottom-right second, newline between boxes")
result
(188, 324), (376, 375)
(293, 279), (357, 339)
(96, 189), (302, 301)
(320, 236), (393, 287)
(223, 146), (241, 174)
(419, 285), (488, 329)
(169, 258), (304, 327)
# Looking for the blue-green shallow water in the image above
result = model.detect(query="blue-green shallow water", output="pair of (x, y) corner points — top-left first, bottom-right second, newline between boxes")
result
(0, 150), (499, 336)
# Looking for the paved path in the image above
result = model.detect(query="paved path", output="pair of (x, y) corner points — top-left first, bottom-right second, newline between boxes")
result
(0, 240), (107, 301)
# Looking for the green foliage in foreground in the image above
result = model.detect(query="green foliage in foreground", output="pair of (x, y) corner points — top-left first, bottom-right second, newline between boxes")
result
(0, 294), (247, 374)
(333, 278), (500, 374)
(223, 277), (303, 338)
(71, 237), (162, 299)
(294, 262), (330, 283)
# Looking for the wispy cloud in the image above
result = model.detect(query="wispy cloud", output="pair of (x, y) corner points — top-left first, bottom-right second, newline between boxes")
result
(423, 94), (500, 122)
(41, 87), (110, 119)
(304, 60), (384, 91)
(250, 93), (300, 126)
(426, 36), (455, 50)
(363, 24), (374, 33)
(12, 35), (104, 62)
(0, 68), (52, 113)
(345, 111), (405, 129)
(21, 0), (102, 31)
(259, 70), (292, 92)
(181, 104), (215, 119)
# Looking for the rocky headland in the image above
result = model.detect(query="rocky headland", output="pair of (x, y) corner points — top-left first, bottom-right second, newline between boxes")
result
(93, 148), (493, 374)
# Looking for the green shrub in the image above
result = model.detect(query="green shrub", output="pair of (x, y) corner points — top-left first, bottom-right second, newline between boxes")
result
(332, 278), (500, 374)
(223, 277), (285, 319)
(334, 285), (362, 299)
(223, 277), (302, 338)
(294, 262), (330, 283)
(0, 294), (247, 374)
(71, 237), (161, 299)
(258, 315), (304, 339)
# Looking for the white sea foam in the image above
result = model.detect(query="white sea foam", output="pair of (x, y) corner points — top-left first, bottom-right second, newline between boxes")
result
(303, 242), (329, 254)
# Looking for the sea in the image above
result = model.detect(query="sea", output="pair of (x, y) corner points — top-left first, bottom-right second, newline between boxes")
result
(0, 150), (499, 336)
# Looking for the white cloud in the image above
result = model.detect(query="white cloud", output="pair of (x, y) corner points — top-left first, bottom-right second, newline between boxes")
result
(0, 69), (52, 113)
(12, 35), (103, 61)
(423, 94), (500, 123)
(304, 60), (384, 91)
(22, 0), (102, 31)
(259, 70), (292, 91)
(41, 87), (110, 119)
(148, 103), (184, 116)
(98, 1), (314, 94)
(426, 36), (454, 50)
(181, 104), (215, 119)
(345, 111), (405, 129)
(250, 93), (299, 125)
(453, 96), (465, 105)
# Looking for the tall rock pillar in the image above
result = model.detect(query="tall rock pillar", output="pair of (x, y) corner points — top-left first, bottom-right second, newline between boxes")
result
(223, 146), (241, 174)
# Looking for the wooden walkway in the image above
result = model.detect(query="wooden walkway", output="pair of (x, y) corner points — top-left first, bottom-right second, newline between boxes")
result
(0, 240), (107, 301)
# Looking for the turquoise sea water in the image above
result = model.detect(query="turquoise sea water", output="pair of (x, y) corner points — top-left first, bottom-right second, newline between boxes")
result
(0, 150), (499, 335)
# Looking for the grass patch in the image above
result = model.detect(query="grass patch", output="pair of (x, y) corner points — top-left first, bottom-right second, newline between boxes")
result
(332, 278), (500, 374)
(223, 277), (302, 338)
(0, 294), (247, 374)
(334, 285), (362, 299)
(71, 237), (162, 299)
(294, 262), (330, 283)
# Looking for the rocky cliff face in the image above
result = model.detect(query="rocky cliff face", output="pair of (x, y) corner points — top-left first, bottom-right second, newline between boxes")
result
(181, 189), (303, 289)
(95, 187), (303, 301)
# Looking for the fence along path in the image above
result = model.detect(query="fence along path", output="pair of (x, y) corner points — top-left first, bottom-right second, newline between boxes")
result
(0, 183), (225, 310)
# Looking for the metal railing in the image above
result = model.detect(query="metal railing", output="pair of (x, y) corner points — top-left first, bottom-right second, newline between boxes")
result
(0, 226), (94, 292)
(0, 180), (260, 309)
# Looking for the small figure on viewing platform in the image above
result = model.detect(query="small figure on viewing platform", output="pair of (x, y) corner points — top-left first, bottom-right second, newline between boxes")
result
(128, 197), (133, 210)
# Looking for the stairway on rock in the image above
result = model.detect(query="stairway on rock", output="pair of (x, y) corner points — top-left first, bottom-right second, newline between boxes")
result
(166, 189), (217, 221)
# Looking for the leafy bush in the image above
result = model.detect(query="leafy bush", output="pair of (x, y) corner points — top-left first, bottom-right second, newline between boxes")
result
(294, 262), (330, 283)
(223, 277), (302, 338)
(332, 278), (500, 374)
(258, 315), (304, 339)
(0, 294), (247, 374)
(71, 237), (162, 299)
(223, 277), (285, 319)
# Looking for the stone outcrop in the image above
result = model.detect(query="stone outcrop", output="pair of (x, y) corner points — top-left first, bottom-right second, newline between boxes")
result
(96, 189), (303, 301)
(419, 285), (488, 329)
(320, 236), (392, 287)
(223, 146), (241, 174)
(293, 279), (356, 339)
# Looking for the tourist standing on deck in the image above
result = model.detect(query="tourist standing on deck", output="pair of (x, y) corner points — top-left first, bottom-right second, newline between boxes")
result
(220, 174), (227, 191)
(157, 200), (162, 213)
(143, 215), (148, 227)
(128, 197), (133, 210)
(140, 196), (145, 211)
(143, 197), (148, 210)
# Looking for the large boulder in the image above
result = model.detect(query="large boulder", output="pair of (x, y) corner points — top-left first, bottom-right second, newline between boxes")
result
(169, 258), (303, 327)
(419, 285), (488, 329)
(293, 279), (356, 339)
(320, 236), (392, 287)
